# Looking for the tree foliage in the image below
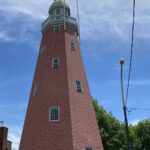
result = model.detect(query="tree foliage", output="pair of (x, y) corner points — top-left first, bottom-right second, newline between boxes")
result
(93, 99), (150, 150)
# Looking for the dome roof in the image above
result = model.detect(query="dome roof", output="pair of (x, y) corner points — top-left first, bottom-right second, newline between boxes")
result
(49, 0), (70, 15)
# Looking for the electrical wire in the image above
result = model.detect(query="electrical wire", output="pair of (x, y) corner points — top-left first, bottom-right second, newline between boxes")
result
(126, 0), (136, 105)
(127, 107), (150, 115)
(128, 107), (150, 111)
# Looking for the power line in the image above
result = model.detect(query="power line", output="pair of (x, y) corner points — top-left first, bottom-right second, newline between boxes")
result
(126, 0), (136, 105)
(128, 107), (150, 112)
(127, 107), (150, 115)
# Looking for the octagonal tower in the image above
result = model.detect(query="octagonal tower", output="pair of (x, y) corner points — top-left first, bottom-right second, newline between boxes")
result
(19, 0), (103, 150)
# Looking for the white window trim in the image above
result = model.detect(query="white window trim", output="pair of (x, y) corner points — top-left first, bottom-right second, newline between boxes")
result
(54, 25), (60, 32)
(52, 57), (60, 69)
(85, 147), (94, 150)
(70, 42), (76, 51)
(76, 80), (83, 92)
(49, 107), (60, 122)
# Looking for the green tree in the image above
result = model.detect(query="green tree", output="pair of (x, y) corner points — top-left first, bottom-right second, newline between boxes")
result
(93, 99), (150, 150)
(93, 99), (127, 150)
(129, 125), (141, 150)
(135, 119), (150, 150)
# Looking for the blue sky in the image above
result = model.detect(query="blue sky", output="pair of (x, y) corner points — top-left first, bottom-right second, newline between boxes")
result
(0, 0), (150, 149)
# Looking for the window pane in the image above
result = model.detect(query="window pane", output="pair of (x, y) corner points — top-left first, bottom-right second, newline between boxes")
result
(86, 147), (93, 150)
(70, 42), (76, 50)
(54, 59), (58, 63)
(76, 81), (82, 92)
(56, 9), (60, 15)
(54, 26), (60, 32)
(52, 58), (59, 69)
(41, 45), (45, 54)
(76, 81), (81, 86)
(53, 64), (58, 68)
(50, 107), (59, 121)
(65, 10), (67, 15)
(33, 83), (39, 96)
(76, 81), (81, 87)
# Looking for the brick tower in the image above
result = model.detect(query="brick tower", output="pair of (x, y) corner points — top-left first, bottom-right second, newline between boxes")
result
(0, 122), (12, 150)
(19, 0), (103, 150)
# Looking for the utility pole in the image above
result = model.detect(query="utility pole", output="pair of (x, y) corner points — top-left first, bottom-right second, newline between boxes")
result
(120, 58), (132, 150)
(76, 0), (81, 44)
(63, 0), (66, 30)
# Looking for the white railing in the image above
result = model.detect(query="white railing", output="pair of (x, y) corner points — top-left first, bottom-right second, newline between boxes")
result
(42, 15), (77, 30)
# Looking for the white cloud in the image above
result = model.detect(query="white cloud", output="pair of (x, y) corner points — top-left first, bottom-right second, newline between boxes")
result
(0, 78), (19, 95)
(0, 78), (17, 88)
(112, 63), (128, 71)
(104, 79), (150, 86)
(0, 0), (49, 20)
(129, 119), (140, 126)
(76, 0), (150, 41)
(0, 31), (14, 42)
(8, 126), (22, 150)
(0, 0), (150, 45)
(0, 105), (8, 112)
(131, 79), (150, 86)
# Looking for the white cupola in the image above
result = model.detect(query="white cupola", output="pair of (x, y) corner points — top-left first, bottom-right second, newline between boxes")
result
(42, 0), (78, 35)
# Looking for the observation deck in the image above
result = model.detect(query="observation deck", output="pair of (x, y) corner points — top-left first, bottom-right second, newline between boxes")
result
(41, 0), (78, 35)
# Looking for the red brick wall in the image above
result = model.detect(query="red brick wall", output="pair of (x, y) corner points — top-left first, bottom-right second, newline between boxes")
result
(65, 27), (103, 150)
(0, 127), (8, 150)
(7, 141), (12, 150)
(19, 25), (73, 150)
(19, 25), (103, 150)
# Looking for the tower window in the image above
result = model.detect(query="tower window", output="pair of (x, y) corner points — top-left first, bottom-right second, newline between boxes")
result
(33, 83), (39, 96)
(65, 10), (68, 15)
(52, 58), (60, 69)
(56, 17), (61, 20)
(56, 9), (60, 15)
(49, 107), (60, 122)
(70, 42), (76, 51)
(54, 25), (60, 32)
(51, 10), (54, 15)
(40, 45), (45, 54)
(85, 147), (93, 150)
(76, 80), (83, 92)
